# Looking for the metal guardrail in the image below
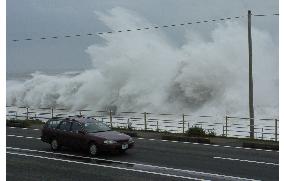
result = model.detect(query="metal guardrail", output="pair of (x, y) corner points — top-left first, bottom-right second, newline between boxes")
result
(6, 106), (279, 141)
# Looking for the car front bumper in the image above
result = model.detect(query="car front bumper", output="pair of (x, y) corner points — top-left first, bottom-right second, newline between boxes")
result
(99, 142), (134, 152)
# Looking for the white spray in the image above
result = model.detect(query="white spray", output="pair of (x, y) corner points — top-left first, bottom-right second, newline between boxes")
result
(6, 7), (278, 118)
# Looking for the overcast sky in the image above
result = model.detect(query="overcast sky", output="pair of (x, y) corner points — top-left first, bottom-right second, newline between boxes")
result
(7, 0), (278, 76)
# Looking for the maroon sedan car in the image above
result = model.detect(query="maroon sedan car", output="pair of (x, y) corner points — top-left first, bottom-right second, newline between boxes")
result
(41, 116), (134, 156)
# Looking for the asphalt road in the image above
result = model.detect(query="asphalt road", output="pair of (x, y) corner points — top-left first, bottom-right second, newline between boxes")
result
(6, 127), (279, 181)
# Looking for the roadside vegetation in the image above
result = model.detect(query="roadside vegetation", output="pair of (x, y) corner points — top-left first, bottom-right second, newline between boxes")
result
(186, 126), (216, 137)
(6, 119), (44, 128)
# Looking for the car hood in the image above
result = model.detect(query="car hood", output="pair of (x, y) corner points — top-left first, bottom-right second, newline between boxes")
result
(89, 131), (130, 141)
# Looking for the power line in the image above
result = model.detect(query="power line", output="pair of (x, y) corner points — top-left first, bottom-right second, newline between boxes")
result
(10, 13), (278, 42)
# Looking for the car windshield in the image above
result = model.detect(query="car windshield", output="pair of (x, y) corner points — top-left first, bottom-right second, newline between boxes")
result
(84, 121), (111, 133)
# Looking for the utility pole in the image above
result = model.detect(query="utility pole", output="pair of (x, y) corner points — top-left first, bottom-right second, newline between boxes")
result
(248, 10), (255, 139)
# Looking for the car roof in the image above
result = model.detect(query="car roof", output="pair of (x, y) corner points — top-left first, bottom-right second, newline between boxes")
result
(63, 115), (98, 123)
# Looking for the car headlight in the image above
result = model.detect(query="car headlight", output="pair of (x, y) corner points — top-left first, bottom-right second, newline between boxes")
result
(104, 140), (117, 144)
(128, 137), (134, 143)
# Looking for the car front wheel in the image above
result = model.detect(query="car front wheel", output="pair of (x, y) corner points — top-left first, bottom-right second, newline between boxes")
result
(50, 139), (60, 151)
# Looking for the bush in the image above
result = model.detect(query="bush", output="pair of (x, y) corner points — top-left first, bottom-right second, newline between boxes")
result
(206, 130), (216, 137)
(186, 126), (206, 137)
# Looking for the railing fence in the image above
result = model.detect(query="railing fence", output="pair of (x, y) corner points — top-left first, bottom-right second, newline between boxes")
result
(6, 106), (279, 141)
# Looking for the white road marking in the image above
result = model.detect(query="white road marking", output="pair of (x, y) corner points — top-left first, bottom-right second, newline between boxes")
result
(7, 146), (261, 181)
(26, 137), (35, 139)
(7, 126), (279, 152)
(6, 151), (209, 181)
(213, 156), (278, 166)
(7, 135), (38, 140)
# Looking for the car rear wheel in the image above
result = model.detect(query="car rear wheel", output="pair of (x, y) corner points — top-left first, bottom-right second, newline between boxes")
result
(51, 139), (60, 151)
(89, 143), (98, 156)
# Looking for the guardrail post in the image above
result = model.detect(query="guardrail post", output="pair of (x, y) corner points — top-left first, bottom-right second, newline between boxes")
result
(156, 121), (159, 132)
(182, 114), (185, 134)
(275, 119), (278, 141)
(222, 125), (225, 136)
(26, 107), (29, 120)
(51, 107), (54, 118)
(225, 116), (228, 137)
(127, 118), (130, 129)
(261, 128), (264, 140)
(109, 110), (113, 128)
(144, 112), (147, 130)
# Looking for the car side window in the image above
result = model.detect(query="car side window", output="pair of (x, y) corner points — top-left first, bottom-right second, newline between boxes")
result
(71, 122), (83, 132)
(47, 119), (61, 129)
(59, 121), (72, 131)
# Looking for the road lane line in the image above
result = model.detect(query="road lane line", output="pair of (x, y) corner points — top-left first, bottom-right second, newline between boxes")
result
(6, 146), (261, 181)
(25, 137), (35, 139)
(213, 156), (278, 166)
(7, 126), (279, 152)
(7, 135), (38, 140)
(6, 151), (209, 181)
